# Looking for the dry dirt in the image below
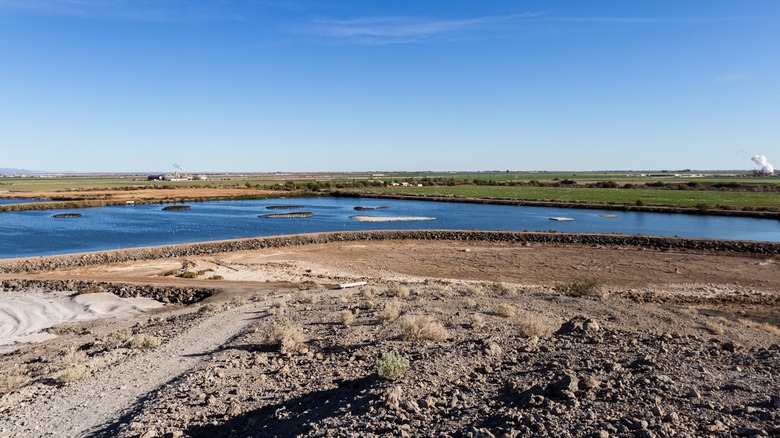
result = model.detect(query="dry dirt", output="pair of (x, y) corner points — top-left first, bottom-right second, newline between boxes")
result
(0, 239), (779, 437)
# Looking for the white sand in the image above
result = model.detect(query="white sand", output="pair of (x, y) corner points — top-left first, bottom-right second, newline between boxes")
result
(0, 290), (163, 353)
(349, 216), (435, 222)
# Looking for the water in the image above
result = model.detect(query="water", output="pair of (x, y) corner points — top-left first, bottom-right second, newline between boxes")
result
(0, 197), (777, 259)
(0, 199), (51, 205)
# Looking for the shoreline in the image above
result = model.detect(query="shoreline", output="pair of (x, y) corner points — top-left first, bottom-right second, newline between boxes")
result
(341, 192), (780, 220)
(1, 230), (778, 273)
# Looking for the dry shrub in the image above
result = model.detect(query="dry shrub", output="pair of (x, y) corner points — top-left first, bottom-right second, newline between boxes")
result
(76, 286), (103, 295)
(262, 318), (306, 354)
(496, 303), (516, 318)
(1, 374), (28, 394)
(387, 282), (410, 298)
(130, 334), (161, 350)
(339, 309), (355, 325)
(705, 321), (724, 335)
(363, 300), (376, 310)
(163, 270), (178, 277)
(103, 328), (133, 349)
(360, 285), (377, 299)
(716, 316), (729, 325)
(399, 315), (449, 342)
(553, 278), (608, 299)
(465, 299), (477, 308)
(269, 300), (287, 315)
(687, 307), (699, 315)
(471, 313), (485, 330)
(738, 318), (780, 336)
(231, 296), (247, 306)
(55, 365), (89, 385)
(208, 275), (224, 280)
(177, 271), (198, 279)
(199, 303), (222, 313)
(461, 284), (484, 296)
(296, 291), (318, 304)
(517, 314), (548, 338)
(378, 300), (401, 323)
(491, 282), (516, 295)
(339, 291), (353, 303)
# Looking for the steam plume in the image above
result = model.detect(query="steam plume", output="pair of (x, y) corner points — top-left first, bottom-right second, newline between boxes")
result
(172, 163), (185, 172)
(751, 155), (774, 174)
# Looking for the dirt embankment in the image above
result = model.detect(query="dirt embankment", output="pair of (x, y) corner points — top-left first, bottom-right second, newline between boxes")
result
(1, 230), (777, 275)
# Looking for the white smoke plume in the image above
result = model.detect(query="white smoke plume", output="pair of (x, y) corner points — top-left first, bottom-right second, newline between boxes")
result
(751, 155), (774, 174)
(171, 163), (185, 172)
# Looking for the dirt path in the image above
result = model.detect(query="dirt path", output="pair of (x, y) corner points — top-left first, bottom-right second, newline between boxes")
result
(0, 298), (274, 437)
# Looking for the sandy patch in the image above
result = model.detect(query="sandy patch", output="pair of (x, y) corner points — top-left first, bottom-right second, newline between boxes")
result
(0, 290), (163, 353)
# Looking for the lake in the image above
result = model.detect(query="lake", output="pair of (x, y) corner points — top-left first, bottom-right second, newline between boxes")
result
(0, 197), (778, 259)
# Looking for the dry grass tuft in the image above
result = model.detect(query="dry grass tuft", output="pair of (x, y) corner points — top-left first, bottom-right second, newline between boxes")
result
(262, 318), (306, 354)
(517, 313), (549, 338)
(199, 302), (222, 313)
(553, 278), (608, 299)
(339, 309), (355, 325)
(208, 275), (224, 280)
(738, 318), (780, 336)
(269, 300), (287, 315)
(387, 282), (410, 298)
(1, 374), (28, 394)
(339, 291), (353, 303)
(177, 271), (198, 279)
(496, 303), (516, 318)
(360, 285), (376, 299)
(231, 296), (247, 306)
(76, 286), (103, 295)
(705, 321), (725, 335)
(465, 298), (477, 308)
(296, 291), (318, 304)
(460, 284), (484, 296)
(103, 328), (133, 349)
(399, 315), (449, 342)
(470, 313), (485, 330)
(130, 334), (162, 349)
(55, 365), (89, 385)
(363, 300), (376, 310)
(378, 300), (401, 323)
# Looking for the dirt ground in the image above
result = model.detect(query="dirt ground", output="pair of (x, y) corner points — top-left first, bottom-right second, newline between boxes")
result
(1, 239), (779, 437)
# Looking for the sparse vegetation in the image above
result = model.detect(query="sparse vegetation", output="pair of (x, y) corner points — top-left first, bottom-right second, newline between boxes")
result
(54, 365), (89, 385)
(375, 351), (410, 380)
(339, 309), (355, 325)
(1, 374), (28, 394)
(262, 318), (306, 354)
(470, 313), (485, 330)
(269, 301), (287, 315)
(738, 318), (780, 336)
(130, 334), (162, 349)
(231, 296), (247, 306)
(360, 285), (376, 299)
(378, 300), (401, 323)
(208, 275), (224, 280)
(399, 315), (449, 342)
(296, 291), (318, 304)
(103, 328), (133, 349)
(199, 303), (222, 313)
(553, 278), (607, 298)
(387, 282), (410, 298)
(705, 321), (725, 335)
(76, 286), (103, 295)
(460, 284), (484, 296)
(177, 271), (198, 278)
(496, 303), (516, 318)
(163, 270), (178, 276)
(517, 313), (548, 338)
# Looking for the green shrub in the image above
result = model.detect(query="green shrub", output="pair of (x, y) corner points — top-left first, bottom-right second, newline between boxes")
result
(376, 351), (410, 380)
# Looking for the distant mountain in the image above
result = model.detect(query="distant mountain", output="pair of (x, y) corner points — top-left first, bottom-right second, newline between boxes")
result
(0, 168), (42, 175)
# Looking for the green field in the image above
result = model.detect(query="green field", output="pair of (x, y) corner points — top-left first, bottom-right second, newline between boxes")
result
(351, 185), (780, 210)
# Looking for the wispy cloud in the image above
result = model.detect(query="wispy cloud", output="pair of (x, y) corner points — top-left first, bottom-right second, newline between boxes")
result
(309, 13), (541, 44)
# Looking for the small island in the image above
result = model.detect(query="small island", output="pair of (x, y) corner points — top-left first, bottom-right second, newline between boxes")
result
(266, 205), (304, 210)
(259, 212), (314, 218)
(52, 213), (82, 218)
(162, 205), (191, 211)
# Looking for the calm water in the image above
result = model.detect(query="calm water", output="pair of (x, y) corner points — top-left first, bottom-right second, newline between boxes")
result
(0, 197), (777, 259)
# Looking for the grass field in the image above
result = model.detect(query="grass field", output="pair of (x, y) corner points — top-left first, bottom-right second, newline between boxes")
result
(351, 185), (780, 210)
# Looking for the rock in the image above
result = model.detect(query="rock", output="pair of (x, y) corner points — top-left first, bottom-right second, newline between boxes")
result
(420, 396), (437, 409)
(736, 427), (766, 436)
(558, 316), (600, 334)
(579, 375), (601, 390)
(517, 385), (547, 407)
(662, 412), (678, 424)
(548, 374), (579, 397)
(686, 387), (701, 399)
(635, 429), (655, 438)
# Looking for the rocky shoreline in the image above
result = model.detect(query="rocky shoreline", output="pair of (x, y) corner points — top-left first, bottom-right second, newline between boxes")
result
(0, 230), (777, 275)
(0, 279), (213, 304)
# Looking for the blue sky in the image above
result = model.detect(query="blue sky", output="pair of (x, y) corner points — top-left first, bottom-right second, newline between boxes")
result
(1, 1), (778, 173)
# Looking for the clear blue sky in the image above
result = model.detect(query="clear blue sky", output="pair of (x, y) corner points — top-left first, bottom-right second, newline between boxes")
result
(1, 1), (778, 173)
